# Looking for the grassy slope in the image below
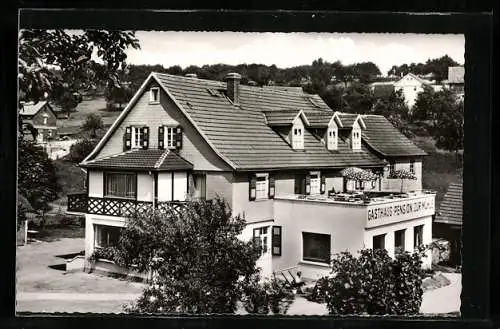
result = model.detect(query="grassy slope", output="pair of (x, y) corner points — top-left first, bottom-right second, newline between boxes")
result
(411, 136), (462, 209)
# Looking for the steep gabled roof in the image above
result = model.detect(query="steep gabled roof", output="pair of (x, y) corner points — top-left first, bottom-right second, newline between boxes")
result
(394, 73), (431, 86)
(81, 149), (193, 171)
(84, 72), (424, 171)
(264, 109), (309, 127)
(435, 180), (463, 226)
(361, 115), (427, 157)
(19, 101), (53, 116)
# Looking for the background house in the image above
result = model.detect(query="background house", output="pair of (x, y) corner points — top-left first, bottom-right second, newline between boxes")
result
(433, 179), (462, 266)
(443, 66), (465, 101)
(19, 101), (58, 143)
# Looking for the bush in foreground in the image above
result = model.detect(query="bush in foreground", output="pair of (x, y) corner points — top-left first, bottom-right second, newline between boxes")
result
(320, 248), (425, 315)
(241, 273), (295, 314)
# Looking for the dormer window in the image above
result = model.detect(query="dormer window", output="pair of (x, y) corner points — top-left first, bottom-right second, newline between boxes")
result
(150, 87), (160, 103)
(327, 127), (338, 150)
(352, 128), (361, 150)
(292, 126), (304, 150)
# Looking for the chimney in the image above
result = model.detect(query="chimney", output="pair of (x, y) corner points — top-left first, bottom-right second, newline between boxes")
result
(185, 73), (197, 78)
(225, 72), (241, 105)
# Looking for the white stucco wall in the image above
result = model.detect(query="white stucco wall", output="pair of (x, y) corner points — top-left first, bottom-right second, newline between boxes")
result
(173, 172), (188, 201)
(88, 171), (103, 197)
(239, 220), (274, 277)
(137, 173), (154, 202)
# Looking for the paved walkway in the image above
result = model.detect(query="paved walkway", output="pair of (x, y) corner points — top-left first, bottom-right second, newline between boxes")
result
(17, 292), (141, 301)
(420, 272), (461, 314)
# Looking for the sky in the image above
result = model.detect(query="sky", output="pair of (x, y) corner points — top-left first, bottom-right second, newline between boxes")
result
(124, 31), (465, 76)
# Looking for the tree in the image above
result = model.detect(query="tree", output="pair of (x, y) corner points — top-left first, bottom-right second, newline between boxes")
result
(18, 139), (59, 212)
(352, 62), (381, 83)
(113, 197), (261, 314)
(105, 83), (133, 110)
(342, 82), (375, 114)
(389, 169), (417, 193)
(431, 100), (464, 157)
(321, 248), (425, 315)
(372, 89), (413, 138)
(81, 113), (104, 138)
(69, 139), (99, 163)
(18, 29), (140, 121)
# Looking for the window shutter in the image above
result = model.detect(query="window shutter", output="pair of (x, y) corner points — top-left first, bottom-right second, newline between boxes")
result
(142, 126), (149, 149)
(268, 176), (276, 199)
(175, 125), (183, 149)
(305, 174), (311, 195)
(271, 226), (282, 256)
(320, 175), (326, 194)
(124, 126), (132, 151)
(249, 176), (257, 201)
(158, 126), (165, 149)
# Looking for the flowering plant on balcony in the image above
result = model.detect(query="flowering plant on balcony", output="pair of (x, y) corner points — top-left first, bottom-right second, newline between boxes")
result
(389, 169), (417, 193)
(341, 167), (378, 191)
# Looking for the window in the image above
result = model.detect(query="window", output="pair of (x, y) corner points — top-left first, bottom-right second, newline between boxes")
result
(43, 115), (48, 125)
(94, 225), (122, 249)
(310, 172), (320, 195)
(131, 127), (144, 148)
(48, 129), (52, 138)
(327, 128), (337, 150)
(255, 174), (269, 200)
(389, 161), (395, 175)
(271, 226), (282, 256)
(253, 227), (268, 255)
(410, 160), (415, 174)
(165, 126), (176, 149)
(395, 229), (406, 253)
(104, 172), (136, 199)
(294, 174), (310, 195)
(292, 125), (304, 150)
(373, 234), (386, 250)
(192, 174), (206, 199)
(352, 128), (361, 150)
(303, 232), (331, 264)
(150, 87), (160, 103)
(414, 225), (424, 248)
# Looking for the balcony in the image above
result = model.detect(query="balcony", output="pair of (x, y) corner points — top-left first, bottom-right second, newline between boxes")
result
(67, 193), (186, 217)
(275, 190), (436, 229)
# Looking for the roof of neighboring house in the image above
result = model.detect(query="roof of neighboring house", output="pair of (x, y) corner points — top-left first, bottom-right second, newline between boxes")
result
(361, 115), (428, 157)
(19, 101), (53, 116)
(394, 73), (431, 86)
(448, 66), (465, 84)
(435, 180), (463, 226)
(84, 72), (426, 171)
(81, 149), (194, 171)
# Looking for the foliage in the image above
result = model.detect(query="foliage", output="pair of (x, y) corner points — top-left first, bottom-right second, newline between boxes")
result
(115, 197), (261, 314)
(105, 83), (134, 110)
(68, 139), (99, 163)
(321, 248), (425, 315)
(430, 100), (464, 154)
(18, 29), (140, 120)
(240, 273), (295, 314)
(389, 169), (417, 193)
(372, 89), (414, 138)
(89, 246), (117, 262)
(18, 139), (59, 211)
(308, 276), (330, 303)
(341, 167), (378, 187)
(342, 82), (375, 114)
(81, 113), (104, 138)
(387, 55), (460, 82)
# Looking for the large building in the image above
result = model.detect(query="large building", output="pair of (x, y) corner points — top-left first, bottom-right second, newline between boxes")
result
(68, 72), (436, 280)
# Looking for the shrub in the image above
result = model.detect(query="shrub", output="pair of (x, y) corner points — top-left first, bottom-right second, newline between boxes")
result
(69, 139), (98, 163)
(241, 274), (295, 315)
(321, 248), (424, 315)
(308, 276), (329, 303)
(89, 246), (117, 262)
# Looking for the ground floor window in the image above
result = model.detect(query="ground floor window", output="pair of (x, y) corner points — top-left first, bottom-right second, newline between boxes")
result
(373, 234), (386, 250)
(414, 225), (424, 248)
(302, 232), (331, 264)
(192, 173), (206, 199)
(253, 226), (268, 255)
(394, 229), (406, 253)
(94, 224), (122, 248)
(310, 172), (320, 194)
(104, 172), (136, 199)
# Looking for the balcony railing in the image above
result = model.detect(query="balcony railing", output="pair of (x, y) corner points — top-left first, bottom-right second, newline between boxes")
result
(67, 193), (186, 217)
